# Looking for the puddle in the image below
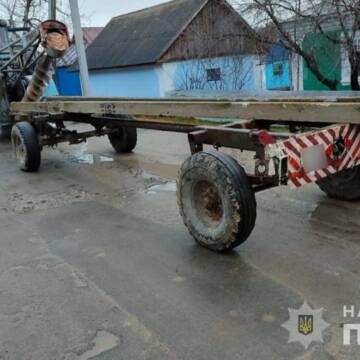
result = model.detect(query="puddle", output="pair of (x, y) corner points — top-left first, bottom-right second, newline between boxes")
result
(75, 153), (114, 165)
(142, 170), (161, 181)
(78, 331), (119, 360)
(72, 144), (114, 164)
(146, 181), (176, 194)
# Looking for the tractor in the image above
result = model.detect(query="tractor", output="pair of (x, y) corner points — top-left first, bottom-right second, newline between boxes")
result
(0, 19), (69, 139)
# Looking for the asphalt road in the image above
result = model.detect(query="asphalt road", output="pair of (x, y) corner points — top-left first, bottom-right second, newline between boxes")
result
(0, 128), (359, 360)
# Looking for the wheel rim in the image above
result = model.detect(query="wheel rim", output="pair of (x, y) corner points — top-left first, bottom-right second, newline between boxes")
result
(193, 180), (223, 226)
(13, 133), (26, 167)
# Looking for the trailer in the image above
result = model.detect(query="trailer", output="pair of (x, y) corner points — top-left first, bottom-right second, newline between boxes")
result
(8, 92), (360, 252)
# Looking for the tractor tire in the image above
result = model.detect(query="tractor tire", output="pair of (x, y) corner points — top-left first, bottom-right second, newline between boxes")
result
(177, 151), (257, 252)
(108, 127), (137, 153)
(11, 122), (41, 172)
(317, 165), (360, 201)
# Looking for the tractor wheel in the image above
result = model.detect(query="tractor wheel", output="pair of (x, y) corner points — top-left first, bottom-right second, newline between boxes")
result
(108, 127), (137, 153)
(0, 124), (11, 140)
(317, 165), (360, 201)
(177, 151), (257, 252)
(11, 122), (41, 172)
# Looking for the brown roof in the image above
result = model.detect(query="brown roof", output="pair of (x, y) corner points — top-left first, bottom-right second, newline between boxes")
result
(83, 0), (210, 70)
(81, 27), (104, 46)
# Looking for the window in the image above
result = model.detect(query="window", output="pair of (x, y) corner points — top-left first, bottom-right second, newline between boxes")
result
(206, 68), (221, 82)
(273, 63), (283, 77)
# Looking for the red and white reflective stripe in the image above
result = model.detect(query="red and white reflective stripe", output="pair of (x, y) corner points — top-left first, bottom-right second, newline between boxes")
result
(274, 124), (360, 188)
(339, 126), (360, 171)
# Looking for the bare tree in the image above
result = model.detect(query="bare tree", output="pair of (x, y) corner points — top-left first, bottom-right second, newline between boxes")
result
(0, 0), (81, 29)
(237, 0), (360, 90)
(332, 1), (360, 90)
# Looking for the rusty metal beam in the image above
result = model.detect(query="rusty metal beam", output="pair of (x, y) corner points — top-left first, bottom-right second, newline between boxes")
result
(188, 126), (289, 152)
(90, 115), (195, 133)
(41, 128), (114, 146)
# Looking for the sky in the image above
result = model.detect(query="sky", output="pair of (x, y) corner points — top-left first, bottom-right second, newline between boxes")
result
(83, 0), (170, 26)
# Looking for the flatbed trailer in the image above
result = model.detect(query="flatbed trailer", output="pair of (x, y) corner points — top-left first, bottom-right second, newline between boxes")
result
(9, 94), (360, 252)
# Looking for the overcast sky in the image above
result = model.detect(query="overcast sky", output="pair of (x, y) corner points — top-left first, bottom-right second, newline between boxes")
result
(83, 0), (170, 26)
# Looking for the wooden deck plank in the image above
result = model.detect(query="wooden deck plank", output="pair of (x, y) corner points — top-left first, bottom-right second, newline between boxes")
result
(11, 100), (360, 124)
(45, 91), (360, 103)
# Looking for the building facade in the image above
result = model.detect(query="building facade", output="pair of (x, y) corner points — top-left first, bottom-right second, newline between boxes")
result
(282, 10), (359, 91)
(81, 0), (263, 98)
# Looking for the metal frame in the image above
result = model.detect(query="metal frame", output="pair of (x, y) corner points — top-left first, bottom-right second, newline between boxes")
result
(0, 31), (40, 93)
(10, 96), (360, 193)
(13, 107), (296, 192)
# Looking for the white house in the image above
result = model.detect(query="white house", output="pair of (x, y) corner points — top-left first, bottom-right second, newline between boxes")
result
(76, 0), (265, 97)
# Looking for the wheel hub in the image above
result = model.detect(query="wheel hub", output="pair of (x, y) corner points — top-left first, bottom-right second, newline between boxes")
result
(193, 181), (223, 226)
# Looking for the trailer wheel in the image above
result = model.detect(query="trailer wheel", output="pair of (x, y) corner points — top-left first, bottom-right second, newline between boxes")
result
(177, 151), (257, 252)
(317, 165), (360, 201)
(11, 122), (41, 172)
(108, 127), (137, 153)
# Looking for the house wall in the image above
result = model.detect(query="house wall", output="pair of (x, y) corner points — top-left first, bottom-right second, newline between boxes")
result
(290, 54), (303, 91)
(340, 31), (360, 87)
(161, 55), (263, 96)
(86, 55), (263, 98)
(282, 14), (346, 43)
(283, 15), (356, 90)
(89, 66), (161, 97)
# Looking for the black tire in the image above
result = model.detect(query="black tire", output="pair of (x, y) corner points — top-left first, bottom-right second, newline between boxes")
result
(11, 122), (41, 172)
(0, 124), (11, 140)
(317, 165), (360, 201)
(9, 76), (29, 102)
(108, 127), (137, 153)
(177, 151), (257, 252)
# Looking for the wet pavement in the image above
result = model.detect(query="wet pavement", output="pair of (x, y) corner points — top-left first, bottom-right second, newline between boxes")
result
(0, 128), (359, 359)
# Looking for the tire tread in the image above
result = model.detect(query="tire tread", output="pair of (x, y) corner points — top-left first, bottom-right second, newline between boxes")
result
(11, 122), (41, 172)
(108, 127), (137, 153)
(317, 166), (360, 201)
(177, 151), (257, 252)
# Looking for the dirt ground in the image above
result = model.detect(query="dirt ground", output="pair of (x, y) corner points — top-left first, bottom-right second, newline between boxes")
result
(0, 127), (359, 360)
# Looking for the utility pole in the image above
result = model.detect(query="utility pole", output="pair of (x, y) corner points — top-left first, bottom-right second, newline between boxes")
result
(69, 0), (91, 96)
(48, 0), (56, 19)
